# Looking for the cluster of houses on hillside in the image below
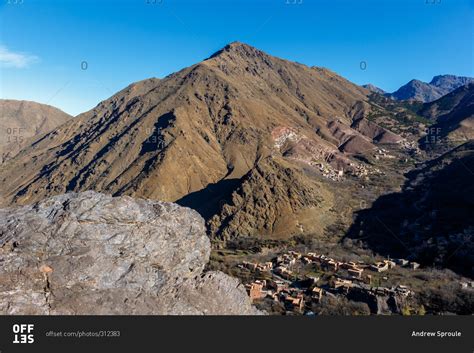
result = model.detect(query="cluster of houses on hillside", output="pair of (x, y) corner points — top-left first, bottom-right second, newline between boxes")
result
(312, 161), (379, 181)
(313, 162), (345, 181)
(246, 279), (306, 311)
(398, 139), (420, 154)
(241, 250), (418, 313)
(374, 148), (396, 160)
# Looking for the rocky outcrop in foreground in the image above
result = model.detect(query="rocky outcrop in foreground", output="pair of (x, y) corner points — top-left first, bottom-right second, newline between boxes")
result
(0, 191), (260, 314)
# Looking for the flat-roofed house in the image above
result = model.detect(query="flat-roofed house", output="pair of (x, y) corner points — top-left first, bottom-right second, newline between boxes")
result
(247, 280), (266, 302)
(312, 287), (323, 303)
(348, 267), (364, 278)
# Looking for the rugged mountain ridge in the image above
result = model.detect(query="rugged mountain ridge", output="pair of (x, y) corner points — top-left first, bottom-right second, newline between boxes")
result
(388, 75), (474, 103)
(0, 191), (260, 314)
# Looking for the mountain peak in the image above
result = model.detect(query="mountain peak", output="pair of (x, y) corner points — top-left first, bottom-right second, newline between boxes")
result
(222, 41), (258, 51)
(207, 41), (267, 61)
(389, 74), (474, 102)
(429, 74), (474, 90)
(430, 74), (457, 84)
(226, 41), (250, 48)
(407, 79), (424, 85)
(362, 84), (385, 94)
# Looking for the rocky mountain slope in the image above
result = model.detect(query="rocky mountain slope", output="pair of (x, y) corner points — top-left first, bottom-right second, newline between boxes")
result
(0, 99), (71, 163)
(0, 191), (260, 314)
(207, 156), (334, 240)
(0, 42), (408, 239)
(388, 75), (473, 103)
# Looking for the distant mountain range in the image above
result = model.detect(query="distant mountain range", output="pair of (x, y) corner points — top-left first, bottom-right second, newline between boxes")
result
(363, 75), (474, 103)
(419, 83), (474, 147)
(361, 84), (386, 95)
(0, 100), (71, 163)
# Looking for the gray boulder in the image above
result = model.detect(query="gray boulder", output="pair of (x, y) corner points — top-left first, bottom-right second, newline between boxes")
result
(0, 191), (260, 315)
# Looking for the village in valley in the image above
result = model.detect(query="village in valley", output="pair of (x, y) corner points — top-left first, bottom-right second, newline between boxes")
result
(239, 250), (422, 315)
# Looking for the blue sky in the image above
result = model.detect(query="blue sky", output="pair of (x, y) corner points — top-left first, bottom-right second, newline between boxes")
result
(1, 0), (472, 116)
